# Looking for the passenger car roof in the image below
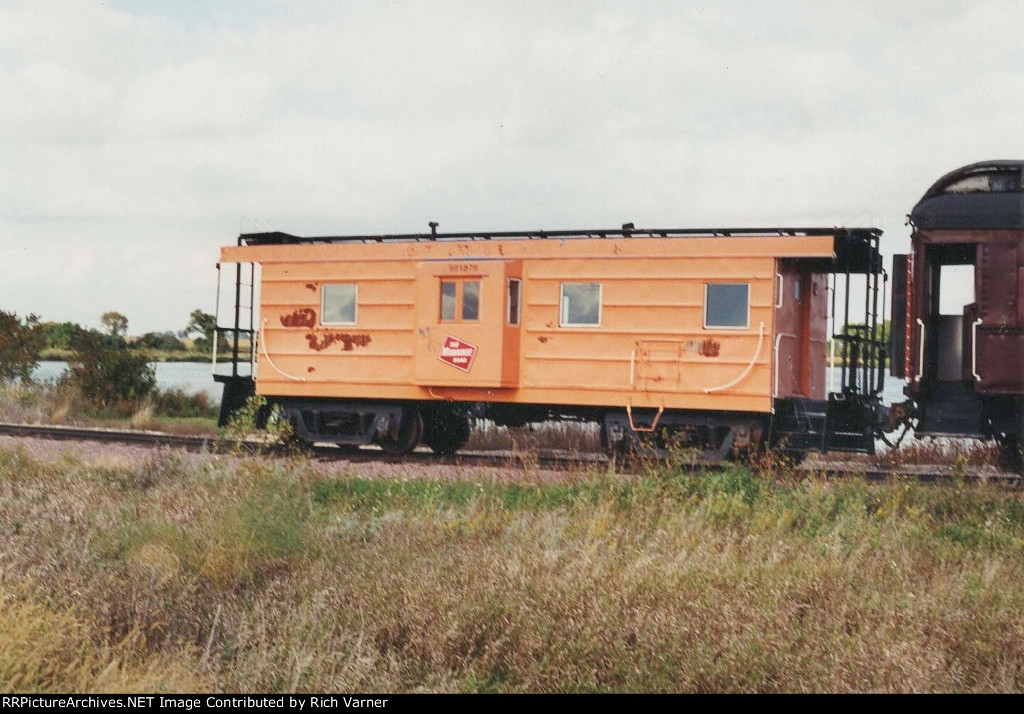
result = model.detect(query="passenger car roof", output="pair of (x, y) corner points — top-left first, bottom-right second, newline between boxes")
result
(911, 160), (1024, 231)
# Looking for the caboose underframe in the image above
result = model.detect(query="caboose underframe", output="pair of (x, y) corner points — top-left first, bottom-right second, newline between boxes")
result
(215, 226), (886, 458)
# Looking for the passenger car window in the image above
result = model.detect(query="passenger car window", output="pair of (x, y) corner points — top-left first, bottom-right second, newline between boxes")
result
(560, 283), (601, 327)
(941, 170), (1021, 194)
(322, 283), (357, 324)
(705, 283), (749, 329)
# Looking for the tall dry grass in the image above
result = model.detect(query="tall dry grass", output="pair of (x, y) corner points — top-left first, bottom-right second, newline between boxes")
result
(0, 581), (209, 693)
(1, 443), (1024, 692)
(0, 381), (216, 435)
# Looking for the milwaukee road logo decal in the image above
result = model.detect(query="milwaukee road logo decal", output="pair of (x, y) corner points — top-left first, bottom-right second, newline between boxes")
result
(438, 335), (478, 372)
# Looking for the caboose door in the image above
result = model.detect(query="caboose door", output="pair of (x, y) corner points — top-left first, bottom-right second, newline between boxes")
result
(774, 260), (827, 399)
(412, 259), (521, 389)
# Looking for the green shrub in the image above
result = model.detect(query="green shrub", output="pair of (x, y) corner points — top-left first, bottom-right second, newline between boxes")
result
(0, 310), (45, 384)
(134, 332), (187, 352)
(149, 387), (216, 419)
(64, 330), (156, 408)
(38, 321), (82, 350)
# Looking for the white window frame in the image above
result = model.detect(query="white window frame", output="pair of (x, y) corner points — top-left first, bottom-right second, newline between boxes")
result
(559, 282), (602, 327)
(321, 283), (358, 325)
(703, 282), (750, 330)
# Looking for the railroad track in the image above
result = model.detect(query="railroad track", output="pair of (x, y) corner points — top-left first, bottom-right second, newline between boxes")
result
(0, 421), (604, 471)
(0, 421), (1019, 482)
(0, 422), (220, 450)
(798, 457), (1020, 483)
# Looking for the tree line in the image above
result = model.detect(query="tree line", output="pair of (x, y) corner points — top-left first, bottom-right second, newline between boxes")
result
(36, 309), (217, 355)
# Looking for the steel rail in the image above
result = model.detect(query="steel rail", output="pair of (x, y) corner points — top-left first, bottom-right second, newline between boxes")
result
(0, 422), (220, 450)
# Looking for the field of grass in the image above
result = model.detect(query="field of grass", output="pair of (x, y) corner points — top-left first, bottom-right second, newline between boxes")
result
(1, 441), (1023, 693)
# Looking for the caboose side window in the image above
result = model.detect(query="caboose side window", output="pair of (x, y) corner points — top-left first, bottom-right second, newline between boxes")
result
(507, 279), (521, 326)
(560, 282), (601, 327)
(322, 283), (357, 325)
(704, 283), (749, 329)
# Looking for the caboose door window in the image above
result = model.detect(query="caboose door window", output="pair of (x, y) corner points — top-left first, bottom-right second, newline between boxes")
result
(440, 280), (481, 322)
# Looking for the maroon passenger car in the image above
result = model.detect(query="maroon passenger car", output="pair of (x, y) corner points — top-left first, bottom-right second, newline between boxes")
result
(889, 160), (1024, 466)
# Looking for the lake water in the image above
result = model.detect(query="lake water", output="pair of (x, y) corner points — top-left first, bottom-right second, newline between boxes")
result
(32, 361), (224, 400)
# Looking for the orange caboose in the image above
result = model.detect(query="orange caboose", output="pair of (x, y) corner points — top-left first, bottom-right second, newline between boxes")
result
(214, 226), (886, 457)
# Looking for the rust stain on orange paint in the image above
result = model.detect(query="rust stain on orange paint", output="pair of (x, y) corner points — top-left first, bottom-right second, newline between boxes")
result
(281, 308), (317, 328)
(305, 332), (372, 352)
(699, 338), (721, 358)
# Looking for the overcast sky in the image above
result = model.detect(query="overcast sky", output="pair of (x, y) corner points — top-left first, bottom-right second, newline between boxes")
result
(1, 0), (1020, 334)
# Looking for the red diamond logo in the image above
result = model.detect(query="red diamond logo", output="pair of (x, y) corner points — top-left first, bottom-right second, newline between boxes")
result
(438, 334), (477, 372)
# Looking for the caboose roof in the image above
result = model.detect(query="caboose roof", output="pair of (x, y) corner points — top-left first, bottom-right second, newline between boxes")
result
(230, 226), (881, 274)
(238, 225), (875, 245)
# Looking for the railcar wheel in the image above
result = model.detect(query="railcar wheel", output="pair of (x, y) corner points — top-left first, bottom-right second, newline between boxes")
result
(600, 424), (626, 468)
(378, 407), (424, 456)
(273, 408), (313, 451)
(423, 407), (471, 456)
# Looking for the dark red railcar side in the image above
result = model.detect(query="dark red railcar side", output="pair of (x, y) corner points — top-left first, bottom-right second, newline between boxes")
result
(889, 160), (1024, 466)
